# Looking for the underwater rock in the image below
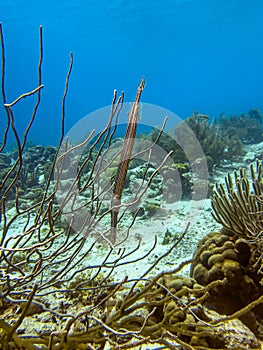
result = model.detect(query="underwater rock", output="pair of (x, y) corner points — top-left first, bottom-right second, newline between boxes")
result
(193, 308), (261, 349)
(162, 228), (175, 245)
(144, 201), (160, 216)
(106, 272), (261, 349)
(4, 144), (57, 193)
(191, 230), (263, 339)
(0, 153), (11, 170)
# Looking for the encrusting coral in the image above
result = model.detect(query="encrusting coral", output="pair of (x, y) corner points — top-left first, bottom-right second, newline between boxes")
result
(191, 160), (263, 340)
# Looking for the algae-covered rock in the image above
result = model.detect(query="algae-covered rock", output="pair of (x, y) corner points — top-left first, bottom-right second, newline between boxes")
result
(191, 230), (263, 339)
(0, 153), (11, 170)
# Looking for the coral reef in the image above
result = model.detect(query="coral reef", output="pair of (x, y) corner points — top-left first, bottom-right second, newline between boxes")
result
(1, 24), (263, 350)
(175, 111), (245, 168)
(103, 270), (261, 349)
(216, 109), (263, 144)
(211, 159), (263, 278)
(146, 110), (245, 172)
(191, 231), (263, 339)
(191, 161), (263, 342)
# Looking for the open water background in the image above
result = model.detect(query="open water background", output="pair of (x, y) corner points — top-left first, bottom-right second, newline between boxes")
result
(1, 0), (263, 145)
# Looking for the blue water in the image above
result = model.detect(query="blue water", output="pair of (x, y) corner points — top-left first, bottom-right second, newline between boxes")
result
(1, 0), (263, 145)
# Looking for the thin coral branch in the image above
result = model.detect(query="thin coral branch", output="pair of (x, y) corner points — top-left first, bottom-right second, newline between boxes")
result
(0, 22), (10, 152)
(4, 85), (44, 107)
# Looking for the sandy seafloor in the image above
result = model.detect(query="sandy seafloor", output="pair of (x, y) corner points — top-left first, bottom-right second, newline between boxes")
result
(2, 141), (263, 349)
(51, 140), (263, 282)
